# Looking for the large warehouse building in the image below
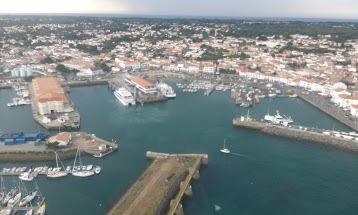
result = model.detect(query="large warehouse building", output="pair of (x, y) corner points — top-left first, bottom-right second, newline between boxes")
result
(32, 77), (74, 115)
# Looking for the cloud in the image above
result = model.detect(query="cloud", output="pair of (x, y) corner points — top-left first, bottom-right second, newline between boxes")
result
(0, 0), (357, 18)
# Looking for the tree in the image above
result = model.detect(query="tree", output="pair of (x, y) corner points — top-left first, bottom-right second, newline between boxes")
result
(40, 56), (54, 64)
(100, 62), (111, 72)
(46, 141), (63, 150)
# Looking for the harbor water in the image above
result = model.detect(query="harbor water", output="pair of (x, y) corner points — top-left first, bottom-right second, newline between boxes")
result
(0, 84), (358, 215)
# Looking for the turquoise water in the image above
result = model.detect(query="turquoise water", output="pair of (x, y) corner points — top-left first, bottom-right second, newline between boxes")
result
(0, 84), (357, 215)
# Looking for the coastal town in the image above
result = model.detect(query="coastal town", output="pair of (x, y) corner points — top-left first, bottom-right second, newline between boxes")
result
(0, 15), (358, 215)
(0, 17), (357, 118)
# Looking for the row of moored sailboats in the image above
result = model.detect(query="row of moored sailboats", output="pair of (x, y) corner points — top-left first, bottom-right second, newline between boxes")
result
(0, 176), (46, 215)
(1, 148), (101, 181)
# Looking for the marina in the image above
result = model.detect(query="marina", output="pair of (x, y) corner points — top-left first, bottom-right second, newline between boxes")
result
(1, 84), (358, 215)
(0, 176), (46, 215)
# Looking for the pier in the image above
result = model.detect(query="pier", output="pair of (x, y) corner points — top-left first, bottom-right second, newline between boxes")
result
(233, 117), (358, 153)
(108, 152), (208, 215)
(0, 132), (118, 162)
(1, 198), (46, 215)
(204, 82), (218, 96)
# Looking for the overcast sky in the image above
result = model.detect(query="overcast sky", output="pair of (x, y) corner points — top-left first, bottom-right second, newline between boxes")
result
(0, 0), (357, 19)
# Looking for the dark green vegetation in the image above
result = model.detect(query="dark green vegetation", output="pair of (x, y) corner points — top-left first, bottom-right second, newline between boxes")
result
(0, 16), (357, 54)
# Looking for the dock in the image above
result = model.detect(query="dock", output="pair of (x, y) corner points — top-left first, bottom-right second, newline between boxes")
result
(108, 152), (208, 215)
(233, 116), (358, 153)
(204, 82), (218, 96)
(28, 82), (80, 131)
(0, 132), (118, 162)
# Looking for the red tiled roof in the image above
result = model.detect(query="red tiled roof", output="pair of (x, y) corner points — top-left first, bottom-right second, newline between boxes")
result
(130, 76), (154, 87)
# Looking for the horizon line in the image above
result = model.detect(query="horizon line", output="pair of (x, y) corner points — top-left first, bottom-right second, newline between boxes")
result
(0, 13), (357, 22)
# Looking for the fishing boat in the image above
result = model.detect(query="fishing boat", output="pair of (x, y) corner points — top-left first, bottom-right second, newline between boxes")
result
(72, 148), (94, 177)
(36, 203), (46, 215)
(220, 139), (230, 154)
(19, 190), (37, 207)
(47, 152), (68, 178)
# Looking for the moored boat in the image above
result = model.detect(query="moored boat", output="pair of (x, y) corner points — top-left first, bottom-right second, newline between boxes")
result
(7, 192), (21, 207)
(19, 190), (37, 207)
(114, 87), (136, 106)
(94, 166), (101, 175)
(36, 203), (46, 215)
(2, 188), (17, 206)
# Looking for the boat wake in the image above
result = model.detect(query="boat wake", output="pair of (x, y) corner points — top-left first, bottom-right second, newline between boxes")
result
(214, 204), (222, 212)
(231, 153), (249, 158)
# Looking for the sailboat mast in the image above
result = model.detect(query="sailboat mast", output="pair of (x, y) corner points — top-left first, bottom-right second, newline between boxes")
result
(55, 151), (59, 168)
(72, 148), (78, 171)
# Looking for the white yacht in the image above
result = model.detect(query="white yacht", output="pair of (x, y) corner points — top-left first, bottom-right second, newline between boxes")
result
(19, 173), (35, 182)
(2, 188), (17, 206)
(47, 152), (68, 178)
(156, 82), (176, 99)
(7, 192), (21, 207)
(114, 87), (136, 106)
(71, 148), (95, 177)
(220, 139), (230, 154)
(289, 94), (298, 98)
(264, 110), (293, 125)
(19, 190), (37, 207)
(36, 203), (46, 215)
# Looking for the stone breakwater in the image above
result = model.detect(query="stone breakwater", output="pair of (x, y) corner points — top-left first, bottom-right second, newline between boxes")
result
(0, 148), (81, 162)
(152, 170), (189, 215)
(233, 118), (358, 153)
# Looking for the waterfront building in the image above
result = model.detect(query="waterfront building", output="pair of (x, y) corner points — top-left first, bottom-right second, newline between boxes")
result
(47, 132), (72, 146)
(32, 77), (74, 115)
(125, 75), (158, 94)
(119, 60), (141, 70)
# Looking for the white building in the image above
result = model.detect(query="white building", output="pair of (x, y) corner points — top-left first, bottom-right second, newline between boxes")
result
(47, 132), (72, 147)
(119, 60), (141, 70)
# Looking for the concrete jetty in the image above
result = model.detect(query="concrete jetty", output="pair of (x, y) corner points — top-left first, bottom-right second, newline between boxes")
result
(108, 152), (208, 215)
(204, 82), (218, 96)
(0, 132), (118, 162)
(233, 117), (358, 153)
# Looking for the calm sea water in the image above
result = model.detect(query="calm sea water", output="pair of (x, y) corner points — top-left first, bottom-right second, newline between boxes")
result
(0, 83), (357, 215)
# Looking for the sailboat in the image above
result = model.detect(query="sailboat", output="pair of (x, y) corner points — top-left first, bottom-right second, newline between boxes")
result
(220, 139), (230, 154)
(47, 152), (68, 178)
(71, 148), (94, 177)
(19, 190), (37, 207)
(36, 202), (46, 215)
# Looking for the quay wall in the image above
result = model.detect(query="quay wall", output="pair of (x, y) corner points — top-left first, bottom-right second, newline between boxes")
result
(233, 119), (358, 153)
(0, 148), (81, 162)
(64, 80), (109, 87)
(296, 91), (358, 132)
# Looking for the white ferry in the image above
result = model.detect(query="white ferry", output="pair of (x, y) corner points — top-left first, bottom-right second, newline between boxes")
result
(114, 87), (136, 106)
(156, 82), (176, 99)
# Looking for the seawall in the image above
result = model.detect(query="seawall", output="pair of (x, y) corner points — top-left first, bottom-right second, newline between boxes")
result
(233, 118), (358, 153)
(296, 90), (358, 132)
(0, 148), (81, 162)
